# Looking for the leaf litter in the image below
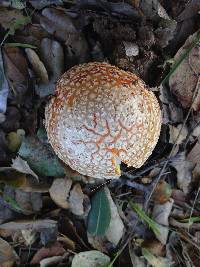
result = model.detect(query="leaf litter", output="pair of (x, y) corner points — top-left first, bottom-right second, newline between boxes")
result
(0, 1), (199, 266)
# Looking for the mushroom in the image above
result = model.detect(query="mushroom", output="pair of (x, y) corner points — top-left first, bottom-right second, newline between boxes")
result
(45, 62), (161, 179)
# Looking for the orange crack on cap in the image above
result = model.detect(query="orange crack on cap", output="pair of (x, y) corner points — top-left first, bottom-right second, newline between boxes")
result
(45, 62), (162, 179)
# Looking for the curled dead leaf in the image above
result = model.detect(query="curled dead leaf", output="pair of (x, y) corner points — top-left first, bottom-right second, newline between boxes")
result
(169, 32), (200, 111)
(25, 48), (49, 84)
(49, 178), (72, 209)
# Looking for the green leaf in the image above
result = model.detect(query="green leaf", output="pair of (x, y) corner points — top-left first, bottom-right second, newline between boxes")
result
(18, 136), (65, 177)
(71, 251), (110, 267)
(129, 201), (160, 236)
(87, 188), (111, 236)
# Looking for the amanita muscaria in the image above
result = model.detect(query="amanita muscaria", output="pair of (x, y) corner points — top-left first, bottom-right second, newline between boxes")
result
(45, 62), (162, 179)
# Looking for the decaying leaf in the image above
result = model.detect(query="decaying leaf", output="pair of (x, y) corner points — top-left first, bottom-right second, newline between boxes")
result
(35, 38), (64, 97)
(142, 248), (173, 267)
(152, 181), (172, 204)
(18, 135), (65, 177)
(6, 130), (24, 152)
(21, 229), (37, 246)
(187, 141), (200, 165)
(40, 254), (67, 267)
(40, 8), (89, 66)
(71, 250), (110, 267)
(0, 219), (57, 231)
(169, 32), (200, 111)
(11, 156), (38, 180)
(87, 188), (111, 236)
(40, 38), (64, 81)
(3, 46), (30, 104)
(15, 189), (42, 214)
(49, 178), (72, 209)
(69, 183), (89, 216)
(171, 152), (194, 193)
(142, 239), (165, 257)
(152, 199), (174, 244)
(104, 187), (124, 246)
(31, 241), (65, 264)
(169, 124), (188, 145)
(0, 169), (27, 188)
(0, 237), (19, 266)
(0, 7), (30, 31)
(25, 48), (49, 84)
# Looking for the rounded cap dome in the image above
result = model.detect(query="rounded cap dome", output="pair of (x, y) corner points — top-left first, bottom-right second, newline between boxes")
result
(45, 62), (161, 179)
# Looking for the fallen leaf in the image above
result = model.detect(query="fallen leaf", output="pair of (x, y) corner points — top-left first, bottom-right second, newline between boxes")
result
(104, 187), (124, 246)
(71, 250), (110, 267)
(142, 248), (173, 267)
(40, 8), (89, 66)
(142, 239), (165, 257)
(40, 255), (66, 267)
(0, 169), (27, 188)
(171, 152), (194, 193)
(15, 189), (42, 213)
(35, 38), (64, 97)
(69, 183), (86, 216)
(11, 156), (38, 180)
(87, 188), (111, 236)
(152, 199), (174, 244)
(168, 102), (183, 123)
(152, 180), (172, 204)
(169, 32), (200, 111)
(49, 178), (72, 209)
(0, 237), (19, 266)
(0, 219), (57, 231)
(129, 243), (146, 267)
(3, 46), (30, 104)
(40, 38), (64, 81)
(18, 135), (65, 177)
(21, 229), (37, 246)
(6, 131), (23, 152)
(187, 141), (200, 165)
(0, 7), (30, 31)
(25, 48), (49, 84)
(169, 124), (188, 145)
(31, 241), (65, 264)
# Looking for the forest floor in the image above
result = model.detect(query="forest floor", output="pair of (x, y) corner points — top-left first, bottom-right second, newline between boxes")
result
(0, 0), (200, 266)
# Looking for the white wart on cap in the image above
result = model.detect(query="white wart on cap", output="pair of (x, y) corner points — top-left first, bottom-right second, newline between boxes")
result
(45, 62), (162, 179)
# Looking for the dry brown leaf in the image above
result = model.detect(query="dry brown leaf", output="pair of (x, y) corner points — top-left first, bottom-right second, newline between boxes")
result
(25, 48), (49, 84)
(169, 124), (188, 144)
(169, 32), (200, 111)
(31, 241), (65, 264)
(187, 141), (200, 165)
(49, 178), (72, 209)
(3, 46), (29, 103)
(152, 180), (172, 204)
(0, 219), (57, 231)
(0, 237), (19, 266)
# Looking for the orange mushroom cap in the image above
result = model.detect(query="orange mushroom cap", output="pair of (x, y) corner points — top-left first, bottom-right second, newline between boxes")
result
(45, 62), (162, 179)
